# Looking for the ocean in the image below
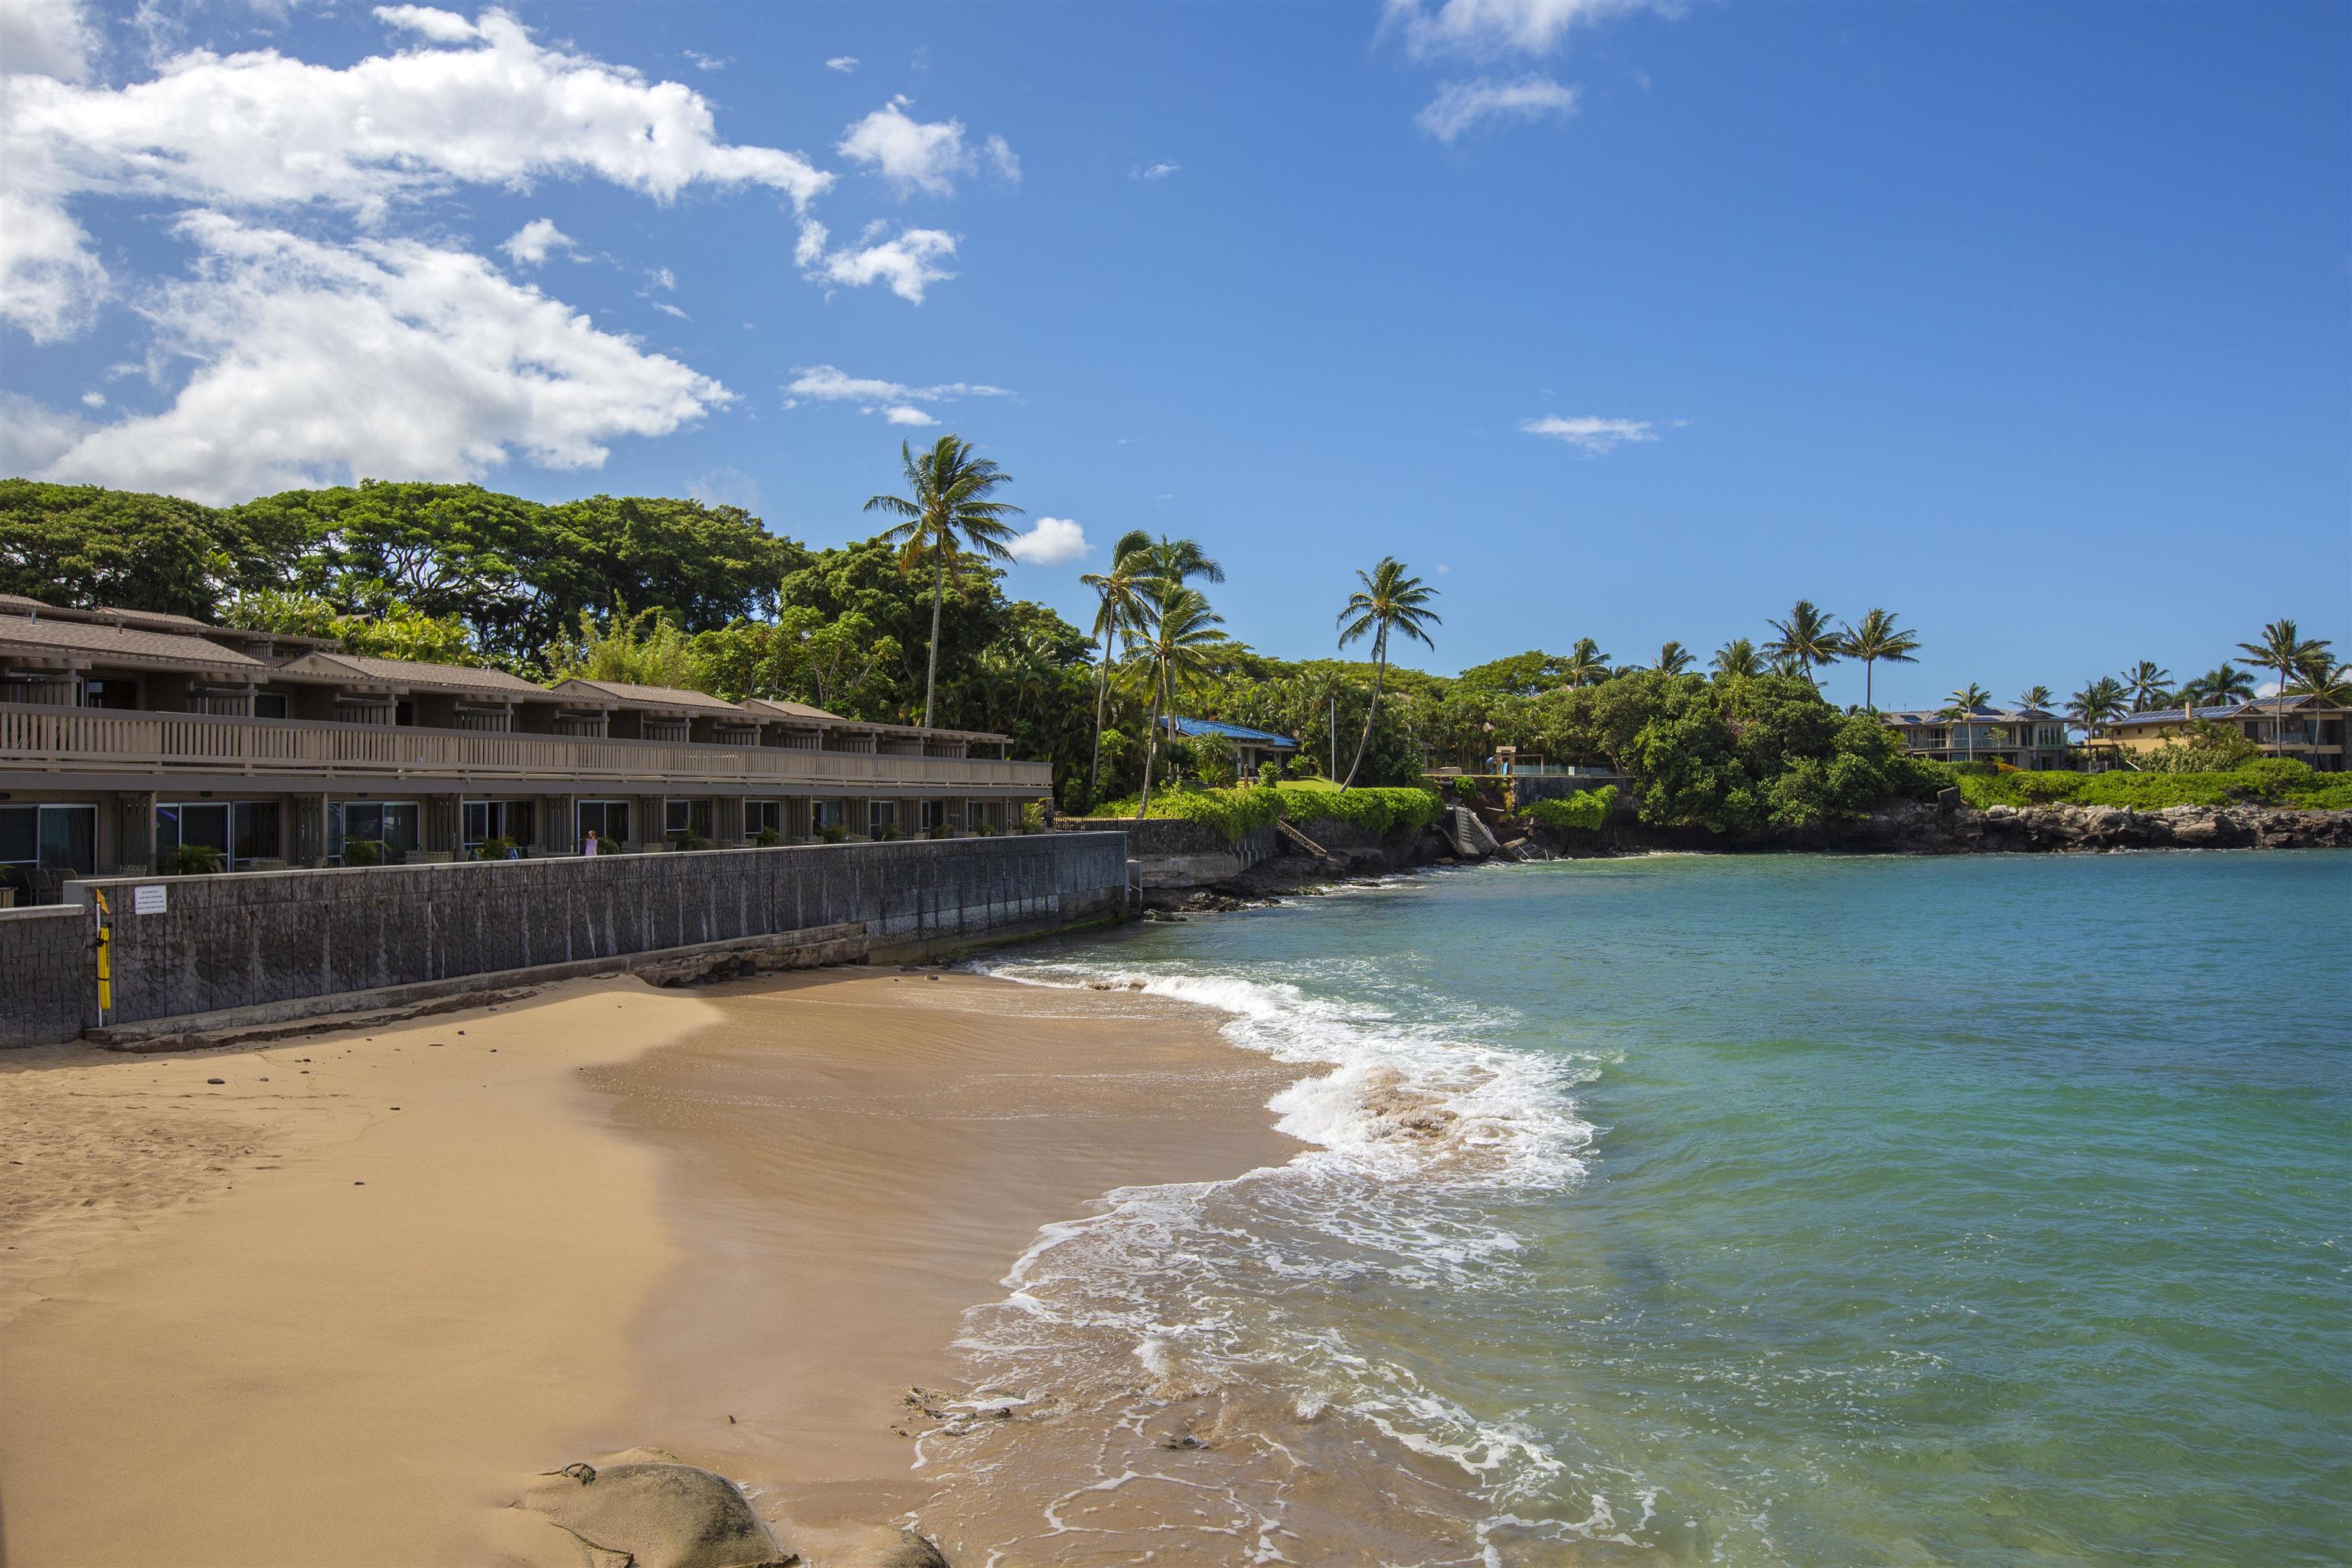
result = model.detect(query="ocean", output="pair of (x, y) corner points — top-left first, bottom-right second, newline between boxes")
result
(929, 850), (2350, 1566)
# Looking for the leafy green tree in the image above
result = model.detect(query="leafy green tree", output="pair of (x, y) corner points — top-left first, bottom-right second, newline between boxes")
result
(1710, 638), (1762, 679)
(542, 605), (703, 689)
(1840, 608), (1919, 711)
(1455, 651), (1564, 696)
(863, 435), (1025, 730)
(224, 587), (483, 665)
(2236, 619), (2332, 756)
(2067, 676), (2127, 753)
(2180, 664), (2255, 710)
(1079, 529), (1155, 805)
(1557, 637), (1611, 688)
(1651, 640), (1694, 676)
(0, 479), (283, 616)
(1335, 557), (1441, 789)
(1763, 599), (1844, 690)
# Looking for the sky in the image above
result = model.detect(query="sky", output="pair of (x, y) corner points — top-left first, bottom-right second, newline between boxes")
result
(1, 0), (2346, 710)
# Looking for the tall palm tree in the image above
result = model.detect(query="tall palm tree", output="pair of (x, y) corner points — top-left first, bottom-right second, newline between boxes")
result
(2236, 619), (2333, 758)
(1135, 535), (1225, 591)
(1078, 528), (1155, 802)
(1335, 557), (1441, 789)
(864, 436), (1023, 730)
(1135, 583), (1226, 819)
(1557, 636), (1611, 688)
(2068, 676), (2127, 759)
(2120, 660), (2172, 714)
(1653, 640), (1695, 676)
(1711, 637), (1762, 679)
(1941, 681), (1994, 764)
(2017, 685), (2054, 713)
(1841, 608), (1921, 712)
(1764, 599), (1844, 690)
(2285, 656), (2352, 711)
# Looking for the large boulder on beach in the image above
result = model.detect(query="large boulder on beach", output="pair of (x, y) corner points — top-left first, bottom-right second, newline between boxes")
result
(518, 1455), (796, 1568)
(823, 1527), (949, 1568)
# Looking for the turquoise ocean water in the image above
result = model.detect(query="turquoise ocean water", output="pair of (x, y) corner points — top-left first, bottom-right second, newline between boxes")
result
(935, 851), (2348, 1566)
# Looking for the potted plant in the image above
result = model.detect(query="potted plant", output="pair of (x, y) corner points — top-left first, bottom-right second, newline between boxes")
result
(162, 842), (224, 876)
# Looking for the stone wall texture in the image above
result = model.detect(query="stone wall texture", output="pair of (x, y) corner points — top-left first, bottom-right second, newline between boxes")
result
(0, 906), (93, 1049)
(2, 835), (1126, 1045)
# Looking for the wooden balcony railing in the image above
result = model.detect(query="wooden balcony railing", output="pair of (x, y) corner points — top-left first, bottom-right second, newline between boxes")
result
(0, 702), (1051, 792)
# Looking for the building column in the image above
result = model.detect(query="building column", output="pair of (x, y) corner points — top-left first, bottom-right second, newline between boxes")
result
(423, 795), (462, 857)
(635, 794), (662, 851)
(292, 794), (329, 866)
(543, 794), (575, 854)
(111, 790), (157, 875)
(714, 795), (745, 846)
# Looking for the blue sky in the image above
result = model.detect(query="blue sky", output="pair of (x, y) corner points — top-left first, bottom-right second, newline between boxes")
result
(2, 0), (2344, 708)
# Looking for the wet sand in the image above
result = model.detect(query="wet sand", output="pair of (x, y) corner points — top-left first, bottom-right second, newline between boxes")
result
(0, 965), (1295, 1566)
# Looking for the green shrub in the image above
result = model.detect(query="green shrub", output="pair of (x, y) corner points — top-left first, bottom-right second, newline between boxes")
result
(1020, 799), (1050, 835)
(472, 835), (517, 861)
(341, 838), (386, 867)
(1953, 760), (2348, 812)
(753, 827), (783, 848)
(1258, 760), (1281, 789)
(668, 828), (714, 851)
(1528, 785), (1618, 833)
(821, 825), (849, 844)
(163, 841), (223, 875)
(1278, 782), (1443, 837)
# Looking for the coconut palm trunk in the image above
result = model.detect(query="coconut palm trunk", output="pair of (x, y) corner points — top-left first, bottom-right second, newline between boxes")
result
(923, 551), (947, 730)
(1341, 626), (1388, 789)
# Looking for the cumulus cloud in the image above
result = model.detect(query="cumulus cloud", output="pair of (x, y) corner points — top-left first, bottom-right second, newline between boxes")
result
(371, 5), (482, 44)
(1382, 0), (1663, 62)
(1132, 161), (1180, 180)
(1, 0), (100, 83)
(792, 219), (958, 303)
(825, 55), (858, 73)
(1415, 75), (1579, 140)
(1004, 516), (1088, 567)
(681, 49), (727, 72)
(782, 364), (1013, 423)
(0, 392), (91, 473)
(31, 214), (728, 504)
(499, 217), (573, 266)
(687, 465), (760, 510)
(1520, 414), (1658, 454)
(0, 188), (109, 341)
(835, 96), (1015, 198)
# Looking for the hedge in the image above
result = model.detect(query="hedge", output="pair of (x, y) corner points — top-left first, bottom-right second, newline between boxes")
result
(1950, 760), (2352, 812)
(1527, 784), (1618, 832)
(1086, 782), (1443, 844)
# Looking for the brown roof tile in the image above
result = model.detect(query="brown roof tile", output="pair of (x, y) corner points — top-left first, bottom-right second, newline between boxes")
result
(0, 613), (266, 670)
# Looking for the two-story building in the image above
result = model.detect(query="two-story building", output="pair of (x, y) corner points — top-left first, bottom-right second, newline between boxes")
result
(0, 594), (1053, 887)
(2098, 698), (2347, 772)
(1880, 705), (2074, 769)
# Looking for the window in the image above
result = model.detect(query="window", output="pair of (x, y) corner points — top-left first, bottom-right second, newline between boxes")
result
(330, 801), (420, 861)
(253, 691), (289, 719)
(664, 798), (714, 841)
(462, 800), (535, 849)
(746, 800), (783, 838)
(867, 799), (897, 836)
(920, 799), (946, 831)
(812, 799), (844, 833)
(1, 804), (98, 874)
(577, 799), (631, 848)
(233, 801), (280, 862)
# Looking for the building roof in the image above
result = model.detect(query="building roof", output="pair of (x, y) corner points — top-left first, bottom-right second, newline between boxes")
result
(547, 678), (752, 717)
(275, 650), (544, 698)
(0, 612), (270, 672)
(2109, 697), (2334, 727)
(1882, 706), (2061, 725)
(1164, 714), (1299, 747)
(740, 696), (847, 723)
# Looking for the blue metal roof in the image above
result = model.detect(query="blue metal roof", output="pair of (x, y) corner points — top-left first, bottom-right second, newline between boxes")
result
(1164, 715), (1298, 747)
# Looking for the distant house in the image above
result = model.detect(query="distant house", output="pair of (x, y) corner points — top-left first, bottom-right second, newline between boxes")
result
(1881, 706), (2073, 770)
(2101, 697), (2347, 773)
(1161, 715), (1298, 778)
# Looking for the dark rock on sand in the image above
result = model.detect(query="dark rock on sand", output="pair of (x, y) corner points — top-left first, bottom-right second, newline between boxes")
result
(519, 1455), (796, 1568)
(824, 1527), (949, 1568)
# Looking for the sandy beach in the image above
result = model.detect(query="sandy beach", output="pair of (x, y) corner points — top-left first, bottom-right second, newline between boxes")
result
(0, 965), (1299, 1567)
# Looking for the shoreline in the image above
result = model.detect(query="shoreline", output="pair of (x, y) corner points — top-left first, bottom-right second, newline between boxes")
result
(0, 963), (1299, 1566)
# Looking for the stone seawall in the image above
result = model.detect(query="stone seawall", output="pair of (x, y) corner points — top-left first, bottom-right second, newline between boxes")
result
(0, 906), (93, 1050)
(1, 835), (1128, 1047)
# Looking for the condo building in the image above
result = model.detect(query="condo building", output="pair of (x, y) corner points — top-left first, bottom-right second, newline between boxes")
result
(0, 594), (1053, 891)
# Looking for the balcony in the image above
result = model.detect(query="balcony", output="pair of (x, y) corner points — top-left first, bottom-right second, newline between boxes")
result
(0, 702), (1052, 793)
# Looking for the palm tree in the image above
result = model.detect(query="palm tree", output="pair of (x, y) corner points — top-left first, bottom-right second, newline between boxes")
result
(2286, 656), (2352, 710)
(2119, 660), (2172, 714)
(1763, 600), (1844, 690)
(1135, 583), (1226, 819)
(864, 435), (1023, 730)
(1941, 681), (1994, 764)
(1335, 557), (1441, 789)
(1135, 535), (1225, 591)
(1841, 608), (1920, 712)
(1078, 529), (1155, 803)
(2180, 664), (2255, 711)
(1651, 640), (1695, 677)
(1557, 636), (1611, 688)
(2236, 619), (2333, 758)
(2017, 685), (2054, 713)
(2068, 676), (2127, 760)
(1711, 637), (1762, 679)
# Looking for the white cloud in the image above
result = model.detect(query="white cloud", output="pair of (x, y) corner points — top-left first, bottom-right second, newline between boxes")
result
(1416, 75), (1579, 140)
(782, 364), (1013, 423)
(1133, 161), (1180, 180)
(792, 218), (958, 303)
(1, 0), (100, 83)
(835, 96), (1016, 198)
(682, 49), (727, 72)
(0, 188), (109, 341)
(687, 465), (760, 510)
(652, 300), (688, 320)
(1005, 516), (1088, 567)
(1382, 0), (1663, 63)
(0, 392), (91, 473)
(825, 55), (858, 73)
(499, 217), (573, 266)
(1520, 413), (1658, 454)
(370, 5), (481, 44)
(80, 389), (105, 407)
(28, 213), (728, 504)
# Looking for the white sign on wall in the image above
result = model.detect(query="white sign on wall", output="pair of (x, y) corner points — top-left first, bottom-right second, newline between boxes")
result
(132, 884), (167, 916)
